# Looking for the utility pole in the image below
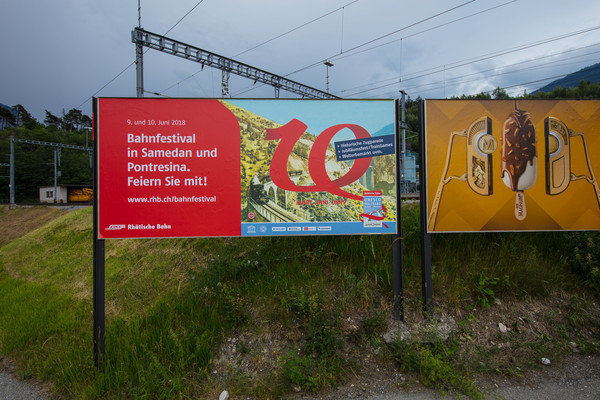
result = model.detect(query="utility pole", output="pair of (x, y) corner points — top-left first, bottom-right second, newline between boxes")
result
(136, 0), (144, 98)
(9, 136), (14, 206)
(400, 90), (407, 194)
(221, 70), (230, 97)
(324, 60), (334, 93)
(53, 150), (58, 203)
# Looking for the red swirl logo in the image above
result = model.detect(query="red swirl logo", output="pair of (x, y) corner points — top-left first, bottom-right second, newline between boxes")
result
(264, 119), (372, 201)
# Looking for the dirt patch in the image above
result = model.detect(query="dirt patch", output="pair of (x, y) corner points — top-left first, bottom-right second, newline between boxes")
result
(0, 205), (71, 247)
(209, 291), (600, 399)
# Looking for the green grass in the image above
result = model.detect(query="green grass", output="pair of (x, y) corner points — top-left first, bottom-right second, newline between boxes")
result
(389, 338), (484, 399)
(427, 230), (579, 308)
(0, 270), (91, 390)
(0, 204), (598, 399)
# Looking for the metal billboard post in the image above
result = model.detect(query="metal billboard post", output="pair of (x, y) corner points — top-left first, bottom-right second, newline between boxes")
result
(418, 100), (433, 317)
(92, 98), (106, 367)
(393, 99), (404, 321)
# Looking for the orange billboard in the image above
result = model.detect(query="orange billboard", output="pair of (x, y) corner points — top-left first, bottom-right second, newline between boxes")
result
(424, 99), (600, 232)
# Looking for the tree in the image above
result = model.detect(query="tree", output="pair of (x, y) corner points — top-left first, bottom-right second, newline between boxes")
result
(0, 106), (16, 129)
(62, 108), (84, 132)
(44, 110), (61, 128)
(525, 80), (600, 100)
(12, 104), (40, 129)
(81, 114), (92, 128)
(61, 108), (92, 131)
(451, 92), (491, 100)
(492, 87), (510, 99)
(12, 104), (35, 125)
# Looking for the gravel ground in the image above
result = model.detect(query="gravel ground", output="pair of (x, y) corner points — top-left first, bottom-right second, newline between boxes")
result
(2, 355), (599, 399)
(0, 372), (50, 400)
(287, 354), (600, 400)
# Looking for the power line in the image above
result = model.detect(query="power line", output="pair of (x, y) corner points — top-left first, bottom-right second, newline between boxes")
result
(324, 0), (517, 67)
(486, 63), (600, 94)
(344, 43), (600, 96)
(344, 0), (477, 56)
(398, 57), (600, 98)
(74, 62), (135, 110)
(232, 0), (483, 97)
(403, 53), (600, 94)
(283, 0), (481, 78)
(339, 25), (600, 97)
(232, 0), (359, 59)
(406, 26), (600, 80)
(330, 0), (528, 94)
(73, 1), (206, 110)
(161, 0), (360, 95)
(364, 59), (600, 100)
(163, 0), (206, 36)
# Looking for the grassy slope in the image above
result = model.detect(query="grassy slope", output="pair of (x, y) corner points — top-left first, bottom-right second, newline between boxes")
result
(0, 205), (70, 247)
(0, 207), (223, 398)
(0, 205), (599, 399)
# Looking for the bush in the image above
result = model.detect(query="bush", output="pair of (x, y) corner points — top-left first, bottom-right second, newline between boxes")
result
(304, 310), (344, 358)
(389, 340), (483, 399)
(567, 232), (600, 293)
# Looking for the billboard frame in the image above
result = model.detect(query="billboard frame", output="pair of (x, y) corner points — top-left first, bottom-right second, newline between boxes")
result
(418, 98), (600, 318)
(92, 97), (405, 365)
(423, 99), (600, 234)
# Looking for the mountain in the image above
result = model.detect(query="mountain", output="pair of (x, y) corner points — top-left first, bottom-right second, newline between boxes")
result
(533, 63), (600, 93)
(372, 123), (395, 136)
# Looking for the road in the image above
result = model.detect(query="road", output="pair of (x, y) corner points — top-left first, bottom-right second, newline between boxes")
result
(2, 355), (600, 399)
(0, 372), (50, 400)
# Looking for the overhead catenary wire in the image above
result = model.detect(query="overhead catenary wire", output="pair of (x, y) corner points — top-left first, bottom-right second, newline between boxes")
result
(339, 25), (600, 97)
(363, 61), (600, 100)
(73, 0), (206, 110)
(160, 0), (360, 95)
(163, 0), (206, 36)
(323, 0), (518, 67)
(404, 26), (600, 81)
(282, 0), (481, 78)
(74, 61), (135, 109)
(232, 0), (487, 97)
(233, 0), (358, 59)
(74, 1), (600, 110)
(329, 0), (535, 94)
(401, 52), (600, 95)
(378, 57), (600, 99)
(476, 63), (600, 97)
(344, 48), (600, 97)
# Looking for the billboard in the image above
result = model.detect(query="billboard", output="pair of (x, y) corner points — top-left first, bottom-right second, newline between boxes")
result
(95, 98), (397, 239)
(424, 99), (600, 233)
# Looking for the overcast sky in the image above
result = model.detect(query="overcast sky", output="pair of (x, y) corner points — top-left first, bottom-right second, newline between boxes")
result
(1, 0), (600, 122)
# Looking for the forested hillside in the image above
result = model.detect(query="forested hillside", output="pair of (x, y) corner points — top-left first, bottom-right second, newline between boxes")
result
(0, 126), (93, 203)
(534, 63), (600, 94)
(3, 80), (599, 203)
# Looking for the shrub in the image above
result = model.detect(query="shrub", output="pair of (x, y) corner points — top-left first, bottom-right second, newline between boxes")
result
(567, 232), (600, 293)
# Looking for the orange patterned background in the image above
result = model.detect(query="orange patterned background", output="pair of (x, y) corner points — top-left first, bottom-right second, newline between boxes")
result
(425, 99), (600, 232)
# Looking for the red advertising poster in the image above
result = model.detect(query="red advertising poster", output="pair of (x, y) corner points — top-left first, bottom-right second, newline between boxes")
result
(96, 98), (397, 239)
(96, 98), (241, 238)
